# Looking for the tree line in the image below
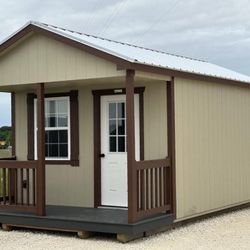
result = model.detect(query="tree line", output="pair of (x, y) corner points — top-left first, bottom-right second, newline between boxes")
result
(0, 126), (12, 148)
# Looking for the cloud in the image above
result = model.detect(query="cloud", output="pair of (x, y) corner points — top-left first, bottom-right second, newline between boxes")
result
(0, 0), (250, 124)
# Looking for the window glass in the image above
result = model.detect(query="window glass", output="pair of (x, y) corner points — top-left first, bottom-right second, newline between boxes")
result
(36, 97), (70, 160)
(108, 101), (126, 153)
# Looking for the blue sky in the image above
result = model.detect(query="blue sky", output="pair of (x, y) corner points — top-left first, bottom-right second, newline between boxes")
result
(0, 0), (250, 126)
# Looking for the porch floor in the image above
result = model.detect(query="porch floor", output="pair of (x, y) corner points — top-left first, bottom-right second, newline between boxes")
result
(0, 205), (174, 235)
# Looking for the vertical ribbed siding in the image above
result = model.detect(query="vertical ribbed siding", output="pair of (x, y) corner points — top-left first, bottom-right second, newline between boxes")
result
(175, 78), (250, 220)
(14, 80), (168, 207)
(0, 33), (124, 86)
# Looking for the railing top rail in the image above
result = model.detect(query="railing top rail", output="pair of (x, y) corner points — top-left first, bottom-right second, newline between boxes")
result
(135, 158), (170, 170)
(0, 160), (37, 169)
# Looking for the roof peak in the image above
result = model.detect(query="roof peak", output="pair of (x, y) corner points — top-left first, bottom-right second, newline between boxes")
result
(31, 21), (207, 64)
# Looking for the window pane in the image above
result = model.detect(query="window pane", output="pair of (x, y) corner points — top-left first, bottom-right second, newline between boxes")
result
(45, 144), (49, 157)
(49, 144), (59, 157)
(118, 136), (125, 152)
(59, 130), (68, 143)
(36, 97), (70, 159)
(118, 119), (125, 135)
(45, 102), (49, 115)
(45, 117), (50, 127)
(57, 100), (68, 114)
(48, 131), (59, 143)
(58, 114), (68, 127)
(48, 116), (57, 127)
(45, 131), (49, 143)
(48, 100), (56, 114)
(109, 136), (116, 152)
(59, 144), (68, 157)
(109, 120), (116, 135)
(109, 103), (116, 119)
(118, 103), (125, 118)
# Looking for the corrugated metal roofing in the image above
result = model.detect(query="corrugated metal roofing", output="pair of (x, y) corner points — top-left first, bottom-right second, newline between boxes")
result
(2, 21), (250, 84)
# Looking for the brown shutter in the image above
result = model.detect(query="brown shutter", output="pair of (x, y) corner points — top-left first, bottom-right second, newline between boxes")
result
(69, 90), (79, 166)
(27, 93), (35, 160)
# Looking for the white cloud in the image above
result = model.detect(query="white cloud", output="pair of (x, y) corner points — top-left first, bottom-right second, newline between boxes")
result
(0, 0), (250, 124)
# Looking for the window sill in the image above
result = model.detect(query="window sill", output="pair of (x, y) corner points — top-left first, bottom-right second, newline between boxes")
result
(45, 160), (79, 166)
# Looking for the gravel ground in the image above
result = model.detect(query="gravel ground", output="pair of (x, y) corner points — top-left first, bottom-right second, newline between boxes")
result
(0, 208), (249, 250)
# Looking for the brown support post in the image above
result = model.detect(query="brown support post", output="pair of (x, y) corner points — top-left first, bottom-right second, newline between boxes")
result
(11, 92), (16, 156)
(167, 77), (176, 218)
(9, 92), (16, 204)
(126, 69), (137, 223)
(36, 83), (46, 216)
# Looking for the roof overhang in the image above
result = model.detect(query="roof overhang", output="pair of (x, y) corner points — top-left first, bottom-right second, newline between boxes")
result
(1, 22), (250, 88)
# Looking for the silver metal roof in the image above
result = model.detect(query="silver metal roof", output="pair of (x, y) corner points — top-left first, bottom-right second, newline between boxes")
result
(2, 21), (250, 84)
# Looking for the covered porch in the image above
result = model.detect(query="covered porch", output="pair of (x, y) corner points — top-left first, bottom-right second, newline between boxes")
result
(0, 70), (175, 238)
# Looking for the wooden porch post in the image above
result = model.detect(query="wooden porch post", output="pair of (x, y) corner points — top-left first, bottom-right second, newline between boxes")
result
(167, 77), (176, 217)
(126, 69), (137, 223)
(36, 83), (46, 216)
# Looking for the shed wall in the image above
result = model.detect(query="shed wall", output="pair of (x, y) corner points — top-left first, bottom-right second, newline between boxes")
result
(14, 81), (167, 207)
(175, 78), (250, 220)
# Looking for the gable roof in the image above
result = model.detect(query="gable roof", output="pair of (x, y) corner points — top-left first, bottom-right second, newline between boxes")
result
(1, 21), (250, 85)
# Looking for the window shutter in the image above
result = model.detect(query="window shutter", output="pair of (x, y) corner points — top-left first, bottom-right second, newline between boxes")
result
(69, 90), (79, 166)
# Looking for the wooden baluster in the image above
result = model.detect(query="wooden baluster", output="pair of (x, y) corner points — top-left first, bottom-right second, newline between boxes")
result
(14, 169), (17, 204)
(20, 169), (23, 205)
(166, 167), (171, 207)
(8, 169), (11, 205)
(159, 167), (163, 207)
(155, 168), (159, 207)
(32, 169), (36, 206)
(150, 168), (154, 209)
(140, 170), (145, 210)
(164, 167), (167, 205)
(2, 168), (6, 204)
(136, 170), (139, 211)
(26, 169), (30, 206)
(146, 169), (149, 210)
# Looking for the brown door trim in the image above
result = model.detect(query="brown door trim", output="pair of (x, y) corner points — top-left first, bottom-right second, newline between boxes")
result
(92, 87), (145, 208)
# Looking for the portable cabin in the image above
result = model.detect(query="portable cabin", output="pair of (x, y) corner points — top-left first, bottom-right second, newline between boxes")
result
(0, 21), (250, 242)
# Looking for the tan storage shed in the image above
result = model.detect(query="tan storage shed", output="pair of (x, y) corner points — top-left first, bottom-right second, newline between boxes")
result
(0, 21), (249, 241)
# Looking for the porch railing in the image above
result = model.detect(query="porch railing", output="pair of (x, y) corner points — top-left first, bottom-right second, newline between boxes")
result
(0, 159), (37, 212)
(135, 158), (171, 220)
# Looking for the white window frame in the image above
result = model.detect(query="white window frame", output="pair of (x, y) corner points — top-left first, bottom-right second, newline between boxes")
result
(34, 96), (71, 161)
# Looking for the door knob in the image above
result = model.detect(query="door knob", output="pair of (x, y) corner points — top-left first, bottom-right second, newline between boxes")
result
(99, 153), (105, 158)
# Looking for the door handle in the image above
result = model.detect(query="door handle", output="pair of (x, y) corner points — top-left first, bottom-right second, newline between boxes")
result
(99, 153), (105, 158)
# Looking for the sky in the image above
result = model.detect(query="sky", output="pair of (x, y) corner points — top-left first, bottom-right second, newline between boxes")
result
(0, 0), (250, 126)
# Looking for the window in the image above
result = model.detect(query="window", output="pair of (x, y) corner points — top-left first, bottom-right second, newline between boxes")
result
(34, 97), (70, 160)
(109, 101), (126, 153)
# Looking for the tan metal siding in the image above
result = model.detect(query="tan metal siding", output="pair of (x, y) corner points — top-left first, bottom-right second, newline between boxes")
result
(14, 80), (167, 207)
(0, 34), (124, 86)
(144, 82), (168, 160)
(175, 78), (250, 220)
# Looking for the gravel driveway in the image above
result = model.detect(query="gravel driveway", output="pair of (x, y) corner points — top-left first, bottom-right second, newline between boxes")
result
(0, 208), (249, 250)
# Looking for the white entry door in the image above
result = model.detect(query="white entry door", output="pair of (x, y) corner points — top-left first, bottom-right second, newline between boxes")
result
(101, 94), (140, 207)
